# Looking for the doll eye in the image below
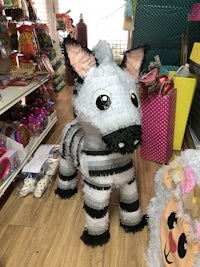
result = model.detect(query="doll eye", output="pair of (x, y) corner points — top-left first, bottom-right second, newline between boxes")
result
(93, 90), (111, 110)
(129, 90), (138, 107)
(167, 212), (177, 229)
(178, 233), (187, 258)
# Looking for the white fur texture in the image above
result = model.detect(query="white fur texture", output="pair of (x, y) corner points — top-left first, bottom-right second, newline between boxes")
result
(93, 40), (113, 64)
(146, 166), (172, 267)
(83, 183), (111, 209)
(85, 212), (110, 235)
(120, 208), (142, 226)
(119, 180), (138, 203)
(73, 60), (141, 136)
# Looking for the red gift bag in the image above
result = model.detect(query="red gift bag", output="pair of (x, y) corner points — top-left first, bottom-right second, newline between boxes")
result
(140, 89), (177, 164)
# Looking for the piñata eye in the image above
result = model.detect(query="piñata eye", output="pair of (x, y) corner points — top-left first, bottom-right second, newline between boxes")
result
(130, 91), (138, 107)
(93, 90), (111, 110)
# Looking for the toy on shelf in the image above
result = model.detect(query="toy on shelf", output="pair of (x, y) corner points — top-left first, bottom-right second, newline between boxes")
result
(55, 37), (147, 246)
(17, 24), (38, 57)
(0, 138), (19, 182)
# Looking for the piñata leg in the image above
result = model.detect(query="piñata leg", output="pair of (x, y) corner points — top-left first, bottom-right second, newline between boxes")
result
(119, 176), (147, 232)
(55, 155), (78, 198)
(80, 179), (112, 246)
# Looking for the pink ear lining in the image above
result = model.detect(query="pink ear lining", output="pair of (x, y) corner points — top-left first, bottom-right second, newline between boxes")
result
(66, 44), (96, 78)
(122, 48), (144, 78)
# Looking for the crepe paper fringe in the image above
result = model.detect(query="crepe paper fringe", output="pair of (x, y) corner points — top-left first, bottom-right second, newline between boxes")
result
(55, 187), (78, 199)
(80, 229), (110, 247)
(120, 214), (148, 233)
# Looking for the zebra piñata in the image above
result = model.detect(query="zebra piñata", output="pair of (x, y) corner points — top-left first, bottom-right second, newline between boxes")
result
(55, 37), (147, 246)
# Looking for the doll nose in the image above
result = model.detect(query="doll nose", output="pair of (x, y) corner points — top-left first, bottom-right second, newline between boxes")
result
(169, 231), (176, 253)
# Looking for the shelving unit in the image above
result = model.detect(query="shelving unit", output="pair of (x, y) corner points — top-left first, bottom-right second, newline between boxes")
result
(0, 75), (58, 197)
(0, 75), (50, 115)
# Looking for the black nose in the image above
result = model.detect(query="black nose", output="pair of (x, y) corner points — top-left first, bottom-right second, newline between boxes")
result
(102, 125), (142, 154)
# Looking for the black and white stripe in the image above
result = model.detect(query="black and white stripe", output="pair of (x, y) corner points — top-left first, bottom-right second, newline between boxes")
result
(56, 119), (147, 246)
(55, 119), (84, 198)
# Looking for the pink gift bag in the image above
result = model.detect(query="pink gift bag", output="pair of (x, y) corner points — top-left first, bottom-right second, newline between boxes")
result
(140, 89), (177, 164)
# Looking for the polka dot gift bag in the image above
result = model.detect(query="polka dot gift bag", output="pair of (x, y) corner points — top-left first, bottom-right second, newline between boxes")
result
(140, 88), (177, 164)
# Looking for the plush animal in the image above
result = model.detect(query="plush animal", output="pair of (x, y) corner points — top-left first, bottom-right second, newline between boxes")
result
(147, 149), (200, 267)
(55, 37), (147, 246)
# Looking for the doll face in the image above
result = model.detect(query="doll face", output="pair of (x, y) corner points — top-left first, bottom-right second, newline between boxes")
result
(160, 196), (200, 266)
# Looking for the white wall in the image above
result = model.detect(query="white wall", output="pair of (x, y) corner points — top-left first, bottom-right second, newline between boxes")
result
(33, 0), (129, 58)
(57, 0), (127, 49)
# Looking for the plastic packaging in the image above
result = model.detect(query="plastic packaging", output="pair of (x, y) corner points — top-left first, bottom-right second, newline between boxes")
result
(174, 63), (190, 77)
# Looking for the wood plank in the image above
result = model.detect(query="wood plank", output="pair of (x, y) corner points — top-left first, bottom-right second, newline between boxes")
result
(0, 85), (195, 267)
(0, 225), (38, 267)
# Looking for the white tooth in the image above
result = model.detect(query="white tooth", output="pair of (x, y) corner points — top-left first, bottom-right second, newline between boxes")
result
(134, 140), (139, 145)
(118, 142), (125, 148)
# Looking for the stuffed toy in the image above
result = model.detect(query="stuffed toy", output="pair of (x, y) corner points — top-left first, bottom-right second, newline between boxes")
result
(146, 149), (200, 266)
(55, 37), (147, 246)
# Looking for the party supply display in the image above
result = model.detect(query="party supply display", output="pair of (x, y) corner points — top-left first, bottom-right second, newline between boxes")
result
(55, 37), (147, 246)
(146, 149), (200, 267)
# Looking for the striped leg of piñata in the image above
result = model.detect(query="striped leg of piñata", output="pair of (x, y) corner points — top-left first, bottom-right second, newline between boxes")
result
(119, 175), (147, 232)
(80, 179), (112, 246)
(55, 155), (78, 198)
(55, 119), (84, 199)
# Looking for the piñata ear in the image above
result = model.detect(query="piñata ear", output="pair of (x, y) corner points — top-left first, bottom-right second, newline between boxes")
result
(93, 40), (113, 64)
(64, 37), (96, 78)
(120, 46), (144, 78)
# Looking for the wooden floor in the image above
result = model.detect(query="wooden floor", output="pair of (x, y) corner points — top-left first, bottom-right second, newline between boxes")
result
(0, 85), (194, 267)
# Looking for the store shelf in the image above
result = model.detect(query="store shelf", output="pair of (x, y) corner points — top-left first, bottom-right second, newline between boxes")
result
(0, 114), (58, 197)
(0, 74), (50, 115)
(0, 74), (57, 198)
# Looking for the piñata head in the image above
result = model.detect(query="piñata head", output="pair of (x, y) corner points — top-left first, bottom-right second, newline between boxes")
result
(64, 37), (144, 154)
